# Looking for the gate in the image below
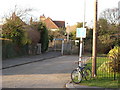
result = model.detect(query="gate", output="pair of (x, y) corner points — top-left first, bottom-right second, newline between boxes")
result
(63, 40), (79, 55)
(48, 38), (64, 55)
(48, 39), (79, 55)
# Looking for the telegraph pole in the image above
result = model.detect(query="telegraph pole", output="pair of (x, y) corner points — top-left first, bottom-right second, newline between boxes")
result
(92, 0), (98, 77)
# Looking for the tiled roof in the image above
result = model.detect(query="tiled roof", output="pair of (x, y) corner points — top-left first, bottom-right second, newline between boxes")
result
(40, 16), (45, 18)
(44, 18), (59, 29)
(53, 21), (65, 28)
(40, 15), (65, 30)
(11, 12), (27, 25)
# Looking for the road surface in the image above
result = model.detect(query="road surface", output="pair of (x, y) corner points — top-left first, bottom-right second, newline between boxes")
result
(2, 55), (88, 88)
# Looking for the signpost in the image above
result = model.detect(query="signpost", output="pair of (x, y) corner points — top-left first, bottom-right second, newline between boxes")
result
(76, 28), (86, 38)
(76, 0), (86, 67)
(76, 28), (86, 66)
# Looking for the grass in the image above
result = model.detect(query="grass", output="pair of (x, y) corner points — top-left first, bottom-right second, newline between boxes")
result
(80, 57), (119, 88)
(86, 57), (109, 69)
(80, 78), (119, 88)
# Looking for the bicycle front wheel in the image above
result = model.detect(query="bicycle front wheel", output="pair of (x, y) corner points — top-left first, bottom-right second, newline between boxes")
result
(84, 68), (92, 81)
(71, 69), (82, 84)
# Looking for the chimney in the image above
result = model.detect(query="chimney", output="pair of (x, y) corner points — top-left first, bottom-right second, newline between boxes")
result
(30, 17), (33, 25)
(12, 12), (16, 20)
(40, 14), (46, 21)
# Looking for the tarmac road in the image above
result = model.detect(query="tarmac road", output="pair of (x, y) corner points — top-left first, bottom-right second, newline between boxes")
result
(2, 55), (89, 88)
(2, 55), (79, 88)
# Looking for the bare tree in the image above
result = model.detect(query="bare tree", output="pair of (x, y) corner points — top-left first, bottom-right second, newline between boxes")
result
(100, 8), (119, 25)
(2, 5), (34, 23)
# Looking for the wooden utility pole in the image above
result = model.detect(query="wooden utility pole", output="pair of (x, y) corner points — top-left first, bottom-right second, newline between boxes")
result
(92, 0), (98, 77)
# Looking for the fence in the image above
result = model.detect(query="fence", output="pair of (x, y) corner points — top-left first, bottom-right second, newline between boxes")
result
(48, 40), (62, 51)
(48, 40), (79, 55)
(2, 40), (29, 59)
(86, 56), (119, 80)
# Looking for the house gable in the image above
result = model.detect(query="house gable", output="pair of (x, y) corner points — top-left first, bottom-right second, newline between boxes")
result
(40, 15), (65, 30)
(44, 17), (59, 30)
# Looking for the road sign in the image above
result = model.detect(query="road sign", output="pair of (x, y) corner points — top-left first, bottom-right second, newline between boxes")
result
(76, 28), (86, 38)
(53, 38), (64, 40)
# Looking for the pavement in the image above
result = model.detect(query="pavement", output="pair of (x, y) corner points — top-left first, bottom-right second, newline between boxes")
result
(66, 81), (102, 89)
(2, 51), (61, 69)
(65, 81), (119, 90)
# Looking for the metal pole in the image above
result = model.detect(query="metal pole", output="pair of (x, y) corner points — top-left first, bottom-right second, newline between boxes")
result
(61, 40), (64, 55)
(79, 38), (83, 66)
(67, 25), (70, 42)
(83, 0), (86, 54)
(54, 40), (56, 51)
(92, 0), (98, 77)
(67, 33), (69, 42)
(79, 0), (86, 66)
(83, 0), (86, 28)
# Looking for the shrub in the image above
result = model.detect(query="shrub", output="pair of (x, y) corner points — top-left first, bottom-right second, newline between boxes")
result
(108, 46), (119, 62)
(98, 60), (114, 73)
(2, 18), (31, 46)
(39, 23), (49, 52)
(108, 46), (120, 72)
(98, 46), (120, 73)
(30, 22), (49, 53)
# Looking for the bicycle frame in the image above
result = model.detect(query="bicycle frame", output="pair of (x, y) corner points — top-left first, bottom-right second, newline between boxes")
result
(71, 61), (92, 84)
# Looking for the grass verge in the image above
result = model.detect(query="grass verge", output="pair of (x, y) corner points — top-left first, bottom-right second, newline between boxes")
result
(80, 78), (119, 88)
(80, 57), (119, 88)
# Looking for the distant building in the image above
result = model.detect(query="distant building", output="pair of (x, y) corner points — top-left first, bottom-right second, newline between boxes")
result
(40, 15), (65, 31)
(11, 12), (27, 25)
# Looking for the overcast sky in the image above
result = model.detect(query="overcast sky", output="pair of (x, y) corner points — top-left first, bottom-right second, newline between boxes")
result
(0, 0), (119, 26)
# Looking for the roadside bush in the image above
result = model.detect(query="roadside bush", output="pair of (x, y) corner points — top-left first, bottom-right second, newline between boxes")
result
(98, 60), (115, 73)
(108, 46), (119, 61)
(2, 17), (31, 46)
(98, 46), (120, 73)
(108, 46), (120, 72)
(30, 22), (49, 53)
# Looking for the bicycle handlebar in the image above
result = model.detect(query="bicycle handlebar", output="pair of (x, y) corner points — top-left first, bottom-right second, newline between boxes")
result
(75, 57), (91, 64)
(75, 61), (84, 64)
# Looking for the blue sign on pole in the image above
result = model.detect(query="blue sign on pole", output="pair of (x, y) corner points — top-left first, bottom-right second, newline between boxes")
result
(76, 28), (86, 38)
(53, 38), (64, 40)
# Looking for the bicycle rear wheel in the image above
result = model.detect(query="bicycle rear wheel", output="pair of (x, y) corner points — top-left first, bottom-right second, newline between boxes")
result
(71, 69), (82, 84)
(84, 68), (92, 81)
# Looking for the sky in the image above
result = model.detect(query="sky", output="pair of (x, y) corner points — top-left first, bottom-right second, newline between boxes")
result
(0, 0), (119, 26)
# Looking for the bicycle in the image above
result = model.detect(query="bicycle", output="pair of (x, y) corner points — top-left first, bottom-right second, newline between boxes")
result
(71, 60), (92, 84)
